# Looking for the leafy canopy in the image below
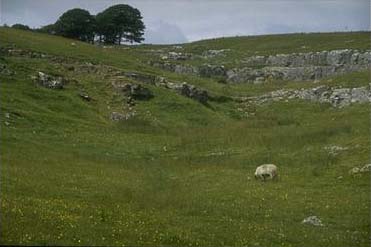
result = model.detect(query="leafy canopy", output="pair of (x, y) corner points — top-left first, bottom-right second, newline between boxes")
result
(54, 8), (96, 42)
(96, 4), (145, 44)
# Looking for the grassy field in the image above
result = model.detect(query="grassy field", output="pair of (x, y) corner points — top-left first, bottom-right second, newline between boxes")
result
(0, 28), (370, 246)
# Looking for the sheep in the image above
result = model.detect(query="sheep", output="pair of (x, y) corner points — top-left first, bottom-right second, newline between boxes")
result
(254, 164), (278, 181)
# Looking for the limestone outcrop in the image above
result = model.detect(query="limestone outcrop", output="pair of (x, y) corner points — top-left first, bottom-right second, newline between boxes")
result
(149, 49), (370, 84)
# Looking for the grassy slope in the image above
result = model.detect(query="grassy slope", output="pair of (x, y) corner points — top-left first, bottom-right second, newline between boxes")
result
(133, 31), (371, 68)
(0, 28), (370, 247)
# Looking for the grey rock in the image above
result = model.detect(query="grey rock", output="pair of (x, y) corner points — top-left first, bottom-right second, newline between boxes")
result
(329, 88), (352, 108)
(78, 91), (91, 101)
(360, 164), (371, 172)
(199, 64), (226, 77)
(118, 83), (153, 100)
(351, 87), (370, 103)
(151, 49), (370, 83)
(202, 49), (230, 58)
(179, 83), (208, 104)
(302, 216), (324, 226)
(122, 72), (156, 84)
(110, 112), (136, 121)
(35, 72), (65, 89)
(167, 51), (191, 60)
(0, 63), (15, 76)
(242, 85), (370, 108)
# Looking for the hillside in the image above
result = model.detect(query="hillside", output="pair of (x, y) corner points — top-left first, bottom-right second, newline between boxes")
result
(0, 28), (370, 246)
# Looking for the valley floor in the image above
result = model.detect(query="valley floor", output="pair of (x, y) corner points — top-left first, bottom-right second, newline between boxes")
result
(0, 28), (370, 246)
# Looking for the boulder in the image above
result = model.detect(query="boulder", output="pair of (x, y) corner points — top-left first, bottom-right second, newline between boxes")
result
(110, 111), (136, 121)
(199, 64), (226, 77)
(329, 88), (352, 107)
(119, 83), (153, 100)
(351, 87), (370, 103)
(179, 83), (208, 104)
(35, 72), (65, 89)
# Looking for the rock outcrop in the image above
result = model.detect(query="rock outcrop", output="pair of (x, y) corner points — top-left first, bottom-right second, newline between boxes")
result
(239, 85), (370, 108)
(110, 111), (136, 121)
(116, 83), (153, 100)
(178, 83), (209, 104)
(34, 72), (65, 89)
(149, 49), (370, 84)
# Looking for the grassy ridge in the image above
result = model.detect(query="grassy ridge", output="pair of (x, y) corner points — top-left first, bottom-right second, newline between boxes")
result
(0, 28), (370, 246)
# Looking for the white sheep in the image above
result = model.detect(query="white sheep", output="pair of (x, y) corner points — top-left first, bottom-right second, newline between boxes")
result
(254, 164), (278, 181)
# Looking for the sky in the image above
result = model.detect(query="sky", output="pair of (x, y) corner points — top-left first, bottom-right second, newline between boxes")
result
(0, 0), (370, 44)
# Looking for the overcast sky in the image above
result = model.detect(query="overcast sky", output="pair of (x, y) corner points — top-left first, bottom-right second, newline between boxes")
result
(0, 0), (370, 44)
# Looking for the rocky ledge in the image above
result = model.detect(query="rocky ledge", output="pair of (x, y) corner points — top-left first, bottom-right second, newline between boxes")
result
(149, 49), (370, 84)
(239, 85), (370, 108)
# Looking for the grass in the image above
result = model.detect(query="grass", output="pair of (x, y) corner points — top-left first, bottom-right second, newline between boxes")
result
(133, 31), (371, 68)
(0, 28), (370, 247)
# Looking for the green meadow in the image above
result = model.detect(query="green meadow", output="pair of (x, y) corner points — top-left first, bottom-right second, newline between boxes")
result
(0, 28), (370, 246)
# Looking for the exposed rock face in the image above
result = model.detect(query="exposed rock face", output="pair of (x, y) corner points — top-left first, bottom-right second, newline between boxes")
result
(178, 83), (209, 104)
(110, 111), (136, 121)
(34, 72), (65, 89)
(243, 49), (371, 67)
(117, 83), (153, 100)
(166, 51), (191, 60)
(226, 64), (368, 83)
(241, 85), (370, 107)
(121, 72), (157, 84)
(149, 49), (370, 83)
(349, 164), (371, 174)
(199, 64), (226, 77)
(202, 49), (230, 58)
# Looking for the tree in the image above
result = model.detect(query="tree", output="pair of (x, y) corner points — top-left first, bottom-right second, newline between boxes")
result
(35, 24), (56, 35)
(54, 8), (96, 42)
(11, 24), (31, 31)
(96, 4), (145, 44)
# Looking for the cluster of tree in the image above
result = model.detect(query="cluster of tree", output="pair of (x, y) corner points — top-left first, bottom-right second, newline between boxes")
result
(10, 4), (145, 44)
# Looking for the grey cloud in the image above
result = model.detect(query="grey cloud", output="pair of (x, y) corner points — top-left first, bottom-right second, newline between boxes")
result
(144, 20), (188, 44)
(0, 0), (369, 44)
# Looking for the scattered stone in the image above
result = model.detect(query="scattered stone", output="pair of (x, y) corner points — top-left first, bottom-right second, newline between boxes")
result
(167, 51), (191, 60)
(0, 63), (15, 76)
(349, 167), (361, 175)
(202, 49), (230, 58)
(360, 164), (371, 172)
(126, 96), (135, 106)
(349, 164), (371, 175)
(302, 216), (324, 226)
(4, 121), (10, 126)
(35, 72), (65, 89)
(78, 91), (91, 101)
(179, 83), (208, 104)
(119, 83), (153, 100)
(71, 42), (76, 47)
(239, 85), (370, 108)
(324, 145), (349, 155)
(5, 113), (10, 119)
(121, 72), (156, 84)
(199, 64), (226, 77)
(110, 111), (136, 121)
